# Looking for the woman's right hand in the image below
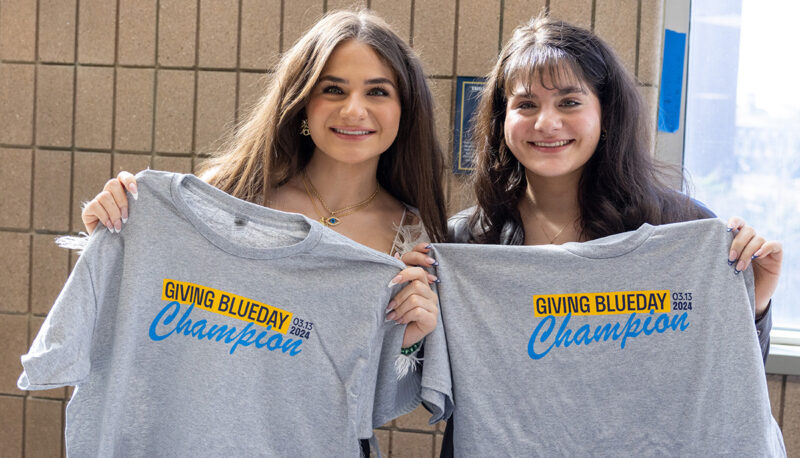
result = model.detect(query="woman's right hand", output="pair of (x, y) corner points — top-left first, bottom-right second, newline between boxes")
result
(382, 243), (439, 348)
(399, 242), (438, 268)
(81, 171), (138, 234)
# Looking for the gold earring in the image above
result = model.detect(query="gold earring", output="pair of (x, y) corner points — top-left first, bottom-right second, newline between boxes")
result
(300, 119), (310, 136)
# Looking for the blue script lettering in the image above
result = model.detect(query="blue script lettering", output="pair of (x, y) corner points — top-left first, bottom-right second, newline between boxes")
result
(527, 315), (557, 359)
(528, 311), (690, 360)
(148, 302), (303, 356)
(149, 301), (182, 341)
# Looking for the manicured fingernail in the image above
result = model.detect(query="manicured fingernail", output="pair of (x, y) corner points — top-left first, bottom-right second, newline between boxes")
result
(736, 260), (745, 272)
(734, 268), (741, 275)
(129, 183), (139, 200)
(121, 207), (128, 223)
(425, 244), (432, 250)
(386, 300), (397, 312)
(387, 275), (402, 287)
(728, 250), (737, 264)
(426, 257), (439, 266)
(753, 249), (762, 259)
(726, 226), (733, 232)
(105, 221), (113, 233)
(114, 220), (122, 232)
(427, 274), (440, 284)
(386, 311), (397, 321)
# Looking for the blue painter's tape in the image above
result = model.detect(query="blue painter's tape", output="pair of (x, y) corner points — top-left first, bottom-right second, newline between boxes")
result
(658, 29), (687, 133)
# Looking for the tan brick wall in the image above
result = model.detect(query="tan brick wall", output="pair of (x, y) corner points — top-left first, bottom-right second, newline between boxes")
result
(1, 0), (797, 456)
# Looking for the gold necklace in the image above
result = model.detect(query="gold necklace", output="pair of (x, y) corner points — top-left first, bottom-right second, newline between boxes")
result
(301, 170), (380, 227)
(537, 214), (579, 244)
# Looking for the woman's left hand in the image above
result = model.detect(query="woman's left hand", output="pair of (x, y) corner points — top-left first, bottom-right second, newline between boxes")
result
(727, 217), (783, 317)
(387, 243), (440, 348)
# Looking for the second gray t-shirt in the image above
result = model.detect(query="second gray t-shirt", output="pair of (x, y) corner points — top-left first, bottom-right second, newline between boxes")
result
(432, 219), (783, 457)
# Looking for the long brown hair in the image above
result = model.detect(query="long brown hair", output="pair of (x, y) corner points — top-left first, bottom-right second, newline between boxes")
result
(197, 10), (447, 242)
(467, 13), (707, 244)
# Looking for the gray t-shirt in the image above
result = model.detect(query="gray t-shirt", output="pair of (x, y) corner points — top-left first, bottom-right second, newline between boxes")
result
(19, 170), (452, 457)
(432, 219), (784, 457)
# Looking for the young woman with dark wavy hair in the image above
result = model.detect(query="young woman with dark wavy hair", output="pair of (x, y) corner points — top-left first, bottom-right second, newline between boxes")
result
(402, 13), (782, 456)
(446, 13), (781, 348)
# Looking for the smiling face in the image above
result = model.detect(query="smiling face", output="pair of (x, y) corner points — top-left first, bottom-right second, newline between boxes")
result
(503, 68), (602, 182)
(304, 40), (402, 168)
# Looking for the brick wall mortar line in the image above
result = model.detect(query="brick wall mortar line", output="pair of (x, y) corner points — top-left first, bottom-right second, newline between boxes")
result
(408, 0), (415, 47)
(779, 374), (786, 426)
(151, 0), (160, 165)
(0, 58), (37, 64)
(234, 0), (243, 125)
(0, 310), (38, 316)
(61, 397), (67, 457)
(278, 0), (284, 53)
(635, 0), (642, 79)
(190, 0), (200, 164)
(21, 395), (27, 456)
(110, 0), (120, 170)
(28, 0), (41, 238)
(2, 61), (274, 71)
(68, 0), (80, 241)
(0, 227), (88, 236)
(498, 0), (504, 53)
(72, 2), (80, 150)
(0, 142), (36, 149)
(451, 0), (459, 78)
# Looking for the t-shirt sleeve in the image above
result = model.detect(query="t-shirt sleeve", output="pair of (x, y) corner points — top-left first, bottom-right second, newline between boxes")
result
(367, 288), (454, 431)
(417, 299), (454, 424)
(17, 232), (115, 390)
(367, 319), (422, 432)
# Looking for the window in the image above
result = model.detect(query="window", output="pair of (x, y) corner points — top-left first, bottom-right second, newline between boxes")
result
(684, 1), (799, 337)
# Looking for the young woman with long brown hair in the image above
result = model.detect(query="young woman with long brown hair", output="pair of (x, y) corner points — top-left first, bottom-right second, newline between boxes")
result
(82, 10), (445, 349)
(77, 10), (447, 455)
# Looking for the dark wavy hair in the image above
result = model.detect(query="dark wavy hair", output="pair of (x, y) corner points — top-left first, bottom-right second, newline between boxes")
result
(467, 13), (707, 244)
(198, 10), (447, 242)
